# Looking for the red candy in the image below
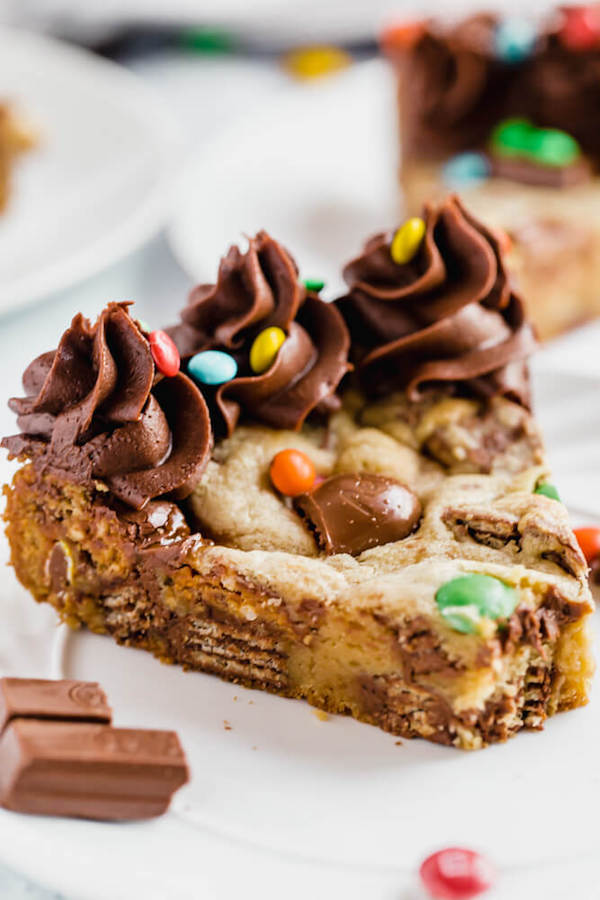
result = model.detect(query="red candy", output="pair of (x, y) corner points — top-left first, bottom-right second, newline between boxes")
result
(149, 330), (180, 377)
(559, 6), (600, 50)
(573, 527), (600, 564)
(419, 848), (495, 900)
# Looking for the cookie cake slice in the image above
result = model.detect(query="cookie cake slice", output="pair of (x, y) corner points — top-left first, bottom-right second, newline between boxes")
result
(2, 198), (594, 750)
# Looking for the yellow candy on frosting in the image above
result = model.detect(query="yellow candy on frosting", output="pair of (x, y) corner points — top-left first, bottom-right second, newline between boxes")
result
(250, 327), (286, 374)
(390, 217), (426, 265)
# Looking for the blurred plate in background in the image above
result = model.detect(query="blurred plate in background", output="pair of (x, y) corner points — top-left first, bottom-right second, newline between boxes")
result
(0, 27), (181, 314)
(168, 59), (398, 301)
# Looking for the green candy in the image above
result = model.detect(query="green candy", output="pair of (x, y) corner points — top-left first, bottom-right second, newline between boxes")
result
(435, 574), (518, 634)
(491, 118), (534, 157)
(304, 279), (325, 293)
(531, 129), (579, 167)
(491, 118), (580, 168)
(534, 482), (561, 501)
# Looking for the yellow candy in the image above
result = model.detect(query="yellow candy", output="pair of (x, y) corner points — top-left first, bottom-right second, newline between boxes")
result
(250, 327), (286, 374)
(284, 46), (352, 80)
(390, 217), (426, 265)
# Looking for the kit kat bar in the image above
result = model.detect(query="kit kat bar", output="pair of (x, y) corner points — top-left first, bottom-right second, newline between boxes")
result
(0, 678), (112, 734)
(0, 720), (189, 820)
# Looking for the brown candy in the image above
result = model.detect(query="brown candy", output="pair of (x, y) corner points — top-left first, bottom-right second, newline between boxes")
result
(0, 678), (188, 820)
(295, 472), (422, 556)
(0, 720), (188, 820)
(0, 678), (111, 733)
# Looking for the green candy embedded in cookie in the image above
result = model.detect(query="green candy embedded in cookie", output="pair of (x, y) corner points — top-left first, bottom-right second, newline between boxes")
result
(528, 128), (580, 167)
(435, 574), (518, 634)
(491, 118), (535, 157)
(491, 118), (580, 168)
(534, 482), (561, 501)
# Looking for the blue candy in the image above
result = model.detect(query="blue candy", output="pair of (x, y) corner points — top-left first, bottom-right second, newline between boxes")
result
(188, 350), (237, 385)
(442, 152), (490, 189)
(494, 18), (536, 63)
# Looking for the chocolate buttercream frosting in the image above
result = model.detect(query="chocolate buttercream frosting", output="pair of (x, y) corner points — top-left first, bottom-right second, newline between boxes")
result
(295, 473), (422, 555)
(395, 12), (600, 167)
(337, 195), (537, 407)
(2, 303), (212, 509)
(168, 231), (351, 436)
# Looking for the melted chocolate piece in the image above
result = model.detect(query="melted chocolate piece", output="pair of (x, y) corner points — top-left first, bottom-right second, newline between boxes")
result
(2, 302), (212, 510)
(336, 195), (536, 407)
(295, 473), (422, 556)
(167, 231), (351, 436)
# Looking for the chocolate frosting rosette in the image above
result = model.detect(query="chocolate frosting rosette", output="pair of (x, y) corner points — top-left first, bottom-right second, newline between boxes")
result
(2, 302), (212, 510)
(337, 195), (537, 408)
(398, 14), (519, 159)
(168, 231), (351, 436)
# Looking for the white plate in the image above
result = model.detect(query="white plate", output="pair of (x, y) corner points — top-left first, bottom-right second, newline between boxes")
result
(0, 369), (599, 900)
(0, 27), (181, 314)
(168, 59), (400, 300)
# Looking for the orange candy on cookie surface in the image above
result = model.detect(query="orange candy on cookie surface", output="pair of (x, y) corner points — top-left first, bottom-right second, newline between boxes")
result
(270, 449), (316, 497)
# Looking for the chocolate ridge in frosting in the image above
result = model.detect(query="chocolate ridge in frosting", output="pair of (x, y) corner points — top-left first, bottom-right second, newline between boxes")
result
(168, 231), (351, 436)
(2, 303), (212, 509)
(337, 195), (537, 407)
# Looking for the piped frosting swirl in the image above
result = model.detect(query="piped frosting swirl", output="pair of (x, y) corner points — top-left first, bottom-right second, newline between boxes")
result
(337, 195), (537, 407)
(2, 303), (212, 509)
(168, 231), (351, 436)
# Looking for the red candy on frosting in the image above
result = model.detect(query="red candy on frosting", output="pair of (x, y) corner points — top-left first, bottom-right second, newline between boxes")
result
(559, 5), (600, 49)
(149, 330), (180, 377)
(419, 847), (495, 899)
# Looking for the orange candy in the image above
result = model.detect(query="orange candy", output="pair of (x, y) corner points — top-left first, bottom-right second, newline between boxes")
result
(270, 449), (316, 497)
(380, 21), (425, 56)
(573, 527), (600, 564)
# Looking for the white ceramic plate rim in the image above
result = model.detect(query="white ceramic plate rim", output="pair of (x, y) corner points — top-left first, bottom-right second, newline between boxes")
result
(0, 26), (182, 315)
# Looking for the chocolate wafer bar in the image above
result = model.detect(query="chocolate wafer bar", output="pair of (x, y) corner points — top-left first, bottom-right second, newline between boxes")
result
(0, 678), (188, 819)
(0, 720), (188, 820)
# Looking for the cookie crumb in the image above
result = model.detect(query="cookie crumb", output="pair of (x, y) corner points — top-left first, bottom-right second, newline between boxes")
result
(313, 709), (329, 722)
(395, 740), (403, 746)
(233, 695), (238, 701)
(223, 720), (232, 731)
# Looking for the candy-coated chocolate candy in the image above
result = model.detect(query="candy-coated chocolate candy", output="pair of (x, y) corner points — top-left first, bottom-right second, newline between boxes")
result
(491, 118), (580, 167)
(249, 327), (286, 374)
(420, 847), (495, 900)
(493, 17), (536, 63)
(284, 46), (351, 80)
(442, 153), (490, 189)
(149, 330), (180, 377)
(534, 482), (561, 501)
(491, 118), (534, 157)
(270, 449), (316, 497)
(390, 217), (426, 265)
(529, 128), (580, 167)
(188, 350), (237, 385)
(380, 20), (425, 54)
(574, 526), (600, 564)
(436, 573), (517, 632)
(304, 278), (325, 293)
(559, 5), (600, 50)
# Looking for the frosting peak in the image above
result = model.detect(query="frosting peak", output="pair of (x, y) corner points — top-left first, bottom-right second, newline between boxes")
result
(169, 231), (351, 436)
(2, 303), (212, 509)
(337, 195), (537, 407)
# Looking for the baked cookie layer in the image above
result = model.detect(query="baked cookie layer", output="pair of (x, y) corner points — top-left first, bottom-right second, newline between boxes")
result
(5, 391), (593, 750)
